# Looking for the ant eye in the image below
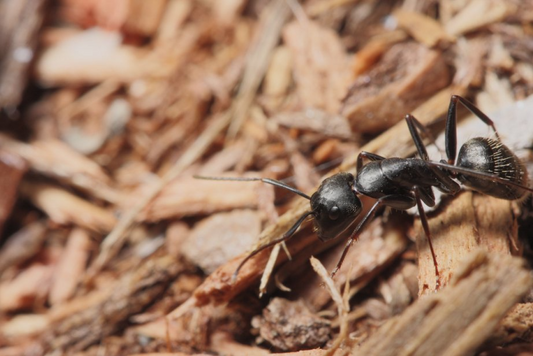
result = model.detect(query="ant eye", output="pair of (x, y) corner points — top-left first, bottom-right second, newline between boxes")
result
(328, 205), (340, 220)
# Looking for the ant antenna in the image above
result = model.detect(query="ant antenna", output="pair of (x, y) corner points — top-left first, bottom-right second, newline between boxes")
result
(194, 175), (315, 283)
(194, 175), (312, 200)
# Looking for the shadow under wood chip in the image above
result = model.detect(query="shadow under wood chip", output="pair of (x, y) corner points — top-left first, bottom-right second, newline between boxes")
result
(251, 297), (331, 352)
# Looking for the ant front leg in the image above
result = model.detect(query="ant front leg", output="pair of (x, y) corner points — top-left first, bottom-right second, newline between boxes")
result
(330, 194), (415, 278)
(405, 114), (431, 160)
(445, 95), (502, 165)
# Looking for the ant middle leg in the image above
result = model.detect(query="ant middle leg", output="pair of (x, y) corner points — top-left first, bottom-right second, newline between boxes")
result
(414, 186), (440, 288)
(445, 95), (502, 165)
(331, 194), (415, 278)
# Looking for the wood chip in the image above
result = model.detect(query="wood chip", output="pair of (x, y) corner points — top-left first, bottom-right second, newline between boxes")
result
(251, 297), (331, 351)
(20, 182), (117, 234)
(356, 250), (533, 356)
(341, 42), (450, 134)
(0, 135), (120, 204)
(48, 228), (93, 305)
(38, 256), (185, 353)
(0, 150), (26, 236)
(416, 192), (518, 293)
(0, 0), (46, 107)
(139, 173), (262, 222)
(444, 0), (514, 36)
(182, 209), (262, 274)
(283, 19), (351, 113)
(0, 263), (54, 311)
(393, 9), (455, 47)
(272, 109), (353, 139)
(0, 221), (46, 276)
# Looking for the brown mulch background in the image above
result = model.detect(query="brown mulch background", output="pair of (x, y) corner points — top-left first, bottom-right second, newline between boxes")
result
(1, 0), (533, 355)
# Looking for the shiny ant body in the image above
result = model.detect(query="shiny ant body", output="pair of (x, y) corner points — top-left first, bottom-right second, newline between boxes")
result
(197, 95), (532, 284)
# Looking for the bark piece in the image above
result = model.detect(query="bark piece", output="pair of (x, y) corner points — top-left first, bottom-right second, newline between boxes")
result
(38, 256), (184, 353)
(0, 221), (46, 276)
(251, 298), (330, 352)
(487, 303), (533, 346)
(356, 250), (533, 356)
(0, 0), (46, 107)
(0, 151), (27, 237)
(341, 42), (450, 134)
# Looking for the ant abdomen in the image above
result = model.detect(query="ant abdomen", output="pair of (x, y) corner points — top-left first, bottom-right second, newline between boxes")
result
(456, 137), (529, 200)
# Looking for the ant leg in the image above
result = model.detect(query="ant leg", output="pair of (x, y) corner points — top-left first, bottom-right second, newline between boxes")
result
(330, 194), (415, 278)
(414, 187), (440, 288)
(232, 210), (314, 283)
(405, 114), (430, 161)
(445, 95), (502, 165)
(356, 151), (385, 172)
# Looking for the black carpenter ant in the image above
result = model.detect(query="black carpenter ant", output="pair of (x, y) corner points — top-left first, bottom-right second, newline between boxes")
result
(196, 95), (533, 285)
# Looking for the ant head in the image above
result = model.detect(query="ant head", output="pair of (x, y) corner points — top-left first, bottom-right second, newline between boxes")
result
(310, 172), (362, 241)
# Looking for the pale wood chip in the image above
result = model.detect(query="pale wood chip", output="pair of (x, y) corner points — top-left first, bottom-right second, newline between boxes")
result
(263, 46), (293, 98)
(48, 228), (93, 305)
(20, 182), (117, 234)
(444, 0), (515, 36)
(283, 20), (351, 113)
(154, 0), (192, 45)
(35, 29), (153, 85)
(393, 9), (455, 47)
(139, 173), (261, 222)
(416, 192), (518, 294)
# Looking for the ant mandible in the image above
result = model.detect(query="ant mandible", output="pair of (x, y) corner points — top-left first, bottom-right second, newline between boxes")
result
(196, 95), (533, 285)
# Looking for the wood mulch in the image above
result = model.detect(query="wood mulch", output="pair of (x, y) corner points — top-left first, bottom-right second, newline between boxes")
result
(1, 1), (533, 355)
